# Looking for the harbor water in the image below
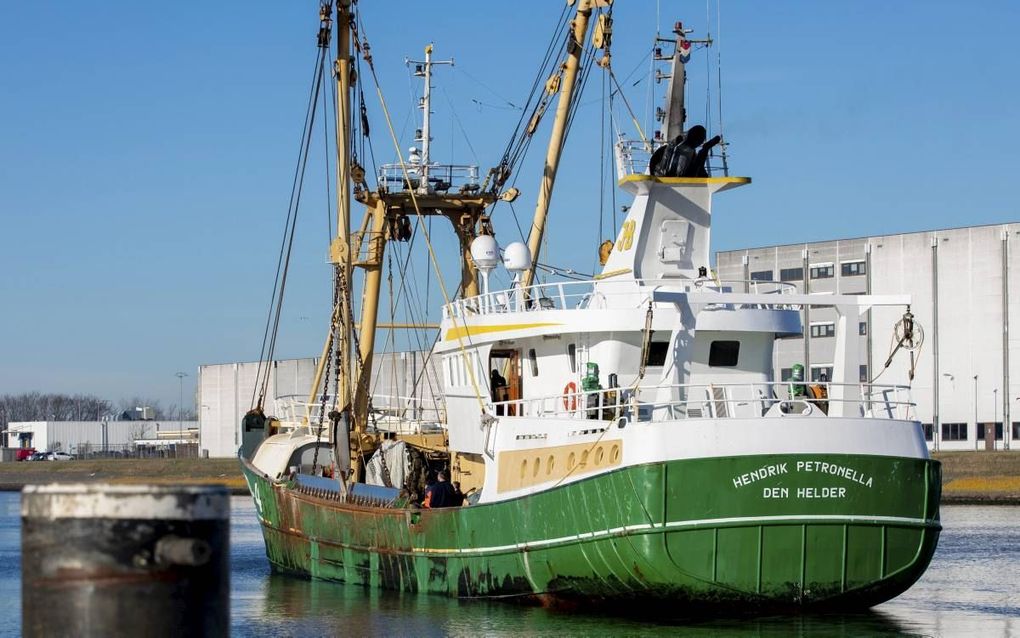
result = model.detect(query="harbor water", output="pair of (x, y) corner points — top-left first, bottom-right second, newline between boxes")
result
(0, 492), (1016, 636)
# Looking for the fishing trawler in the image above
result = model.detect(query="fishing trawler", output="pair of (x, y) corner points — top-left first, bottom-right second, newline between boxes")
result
(240, 1), (940, 611)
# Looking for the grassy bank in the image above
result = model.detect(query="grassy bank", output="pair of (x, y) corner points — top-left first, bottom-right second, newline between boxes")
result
(0, 458), (247, 494)
(1, 452), (1018, 503)
(934, 451), (1020, 504)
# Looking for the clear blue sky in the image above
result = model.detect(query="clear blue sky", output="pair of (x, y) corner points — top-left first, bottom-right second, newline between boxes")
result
(2, 1), (1018, 410)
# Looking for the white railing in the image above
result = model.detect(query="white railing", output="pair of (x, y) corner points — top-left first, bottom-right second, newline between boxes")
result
(272, 394), (445, 435)
(377, 163), (480, 194)
(443, 278), (798, 320)
(489, 381), (914, 423)
(614, 138), (654, 179)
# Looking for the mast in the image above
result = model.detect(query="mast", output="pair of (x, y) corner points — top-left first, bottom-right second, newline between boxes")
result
(522, 0), (609, 289)
(408, 45), (454, 195)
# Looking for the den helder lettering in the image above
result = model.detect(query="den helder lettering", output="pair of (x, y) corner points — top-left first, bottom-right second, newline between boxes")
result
(731, 459), (874, 500)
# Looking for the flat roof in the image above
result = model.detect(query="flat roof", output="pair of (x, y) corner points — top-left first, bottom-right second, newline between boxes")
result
(716, 220), (1019, 255)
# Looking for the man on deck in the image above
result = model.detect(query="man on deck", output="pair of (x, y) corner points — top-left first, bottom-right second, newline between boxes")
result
(423, 471), (458, 508)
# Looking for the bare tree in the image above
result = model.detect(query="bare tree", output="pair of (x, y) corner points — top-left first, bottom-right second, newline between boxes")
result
(0, 393), (113, 428)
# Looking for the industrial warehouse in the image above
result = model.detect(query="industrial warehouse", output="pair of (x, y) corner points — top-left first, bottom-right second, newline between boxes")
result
(194, 222), (1019, 457)
(716, 222), (1019, 451)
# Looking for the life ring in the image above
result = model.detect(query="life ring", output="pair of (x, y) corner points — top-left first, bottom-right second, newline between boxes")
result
(562, 382), (578, 412)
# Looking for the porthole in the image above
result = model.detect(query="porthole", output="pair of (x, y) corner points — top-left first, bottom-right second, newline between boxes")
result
(533, 457), (541, 478)
(547, 455), (555, 475)
(580, 450), (589, 467)
(568, 452), (576, 469)
(594, 446), (605, 465)
(610, 444), (621, 464)
(520, 460), (527, 480)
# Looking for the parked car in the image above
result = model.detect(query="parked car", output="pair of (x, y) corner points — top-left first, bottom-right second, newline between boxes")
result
(28, 452), (47, 462)
(48, 452), (73, 461)
(16, 448), (36, 462)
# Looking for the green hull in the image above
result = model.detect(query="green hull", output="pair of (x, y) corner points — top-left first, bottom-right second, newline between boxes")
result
(241, 454), (941, 610)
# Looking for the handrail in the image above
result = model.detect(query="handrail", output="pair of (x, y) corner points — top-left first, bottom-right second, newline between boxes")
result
(442, 278), (798, 320)
(488, 381), (915, 422)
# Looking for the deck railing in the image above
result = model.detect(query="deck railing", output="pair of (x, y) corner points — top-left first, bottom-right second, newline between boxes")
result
(377, 163), (480, 194)
(272, 394), (445, 435)
(489, 381), (914, 422)
(443, 278), (797, 320)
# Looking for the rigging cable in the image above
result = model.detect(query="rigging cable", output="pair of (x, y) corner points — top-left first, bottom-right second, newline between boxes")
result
(251, 46), (329, 410)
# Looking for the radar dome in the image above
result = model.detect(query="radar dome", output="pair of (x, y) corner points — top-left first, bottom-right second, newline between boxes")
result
(502, 242), (532, 272)
(470, 235), (499, 271)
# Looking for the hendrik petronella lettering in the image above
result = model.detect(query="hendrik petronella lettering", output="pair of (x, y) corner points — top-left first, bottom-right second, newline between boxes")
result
(732, 463), (789, 488)
(795, 460), (873, 488)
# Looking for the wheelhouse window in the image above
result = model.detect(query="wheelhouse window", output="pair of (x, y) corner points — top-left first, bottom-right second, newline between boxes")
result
(841, 260), (866, 276)
(942, 422), (967, 441)
(780, 367), (793, 381)
(779, 267), (803, 282)
(527, 348), (538, 377)
(809, 264), (834, 279)
(810, 323), (835, 338)
(645, 341), (670, 367)
(859, 322), (868, 336)
(750, 270), (773, 281)
(859, 365), (869, 382)
(708, 341), (740, 367)
(567, 344), (577, 374)
(810, 366), (833, 382)
(922, 424), (934, 441)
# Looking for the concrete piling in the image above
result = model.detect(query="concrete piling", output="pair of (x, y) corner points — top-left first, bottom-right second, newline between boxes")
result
(22, 484), (230, 637)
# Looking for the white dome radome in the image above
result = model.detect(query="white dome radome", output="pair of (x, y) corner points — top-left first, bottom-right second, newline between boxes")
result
(470, 235), (499, 271)
(502, 242), (532, 272)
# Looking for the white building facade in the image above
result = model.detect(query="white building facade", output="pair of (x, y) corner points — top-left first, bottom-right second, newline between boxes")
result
(198, 351), (443, 458)
(716, 222), (1020, 451)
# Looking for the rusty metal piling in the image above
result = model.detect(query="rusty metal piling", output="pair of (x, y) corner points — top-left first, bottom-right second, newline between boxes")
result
(22, 484), (230, 637)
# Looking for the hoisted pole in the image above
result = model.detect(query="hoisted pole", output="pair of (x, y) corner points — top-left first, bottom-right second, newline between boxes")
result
(522, 0), (608, 289)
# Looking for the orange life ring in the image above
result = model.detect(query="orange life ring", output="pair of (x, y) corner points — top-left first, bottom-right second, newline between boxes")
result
(562, 382), (578, 412)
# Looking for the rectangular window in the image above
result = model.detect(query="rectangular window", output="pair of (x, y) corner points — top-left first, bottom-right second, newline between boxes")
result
(527, 348), (538, 377)
(645, 341), (670, 367)
(780, 367), (793, 381)
(750, 270), (773, 281)
(922, 424), (934, 441)
(708, 340), (740, 367)
(859, 364), (869, 382)
(942, 422), (968, 441)
(977, 423), (1004, 440)
(1014, 422), (1020, 440)
(859, 322), (868, 336)
(810, 264), (834, 279)
(841, 260), (867, 276)
(779, 267), (803, 282)
(567, 344), (577, 374)
(810, 366), (833, 382)
(810, 323), (835, 338)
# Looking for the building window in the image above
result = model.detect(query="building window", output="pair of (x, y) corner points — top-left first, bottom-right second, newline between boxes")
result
(708, 341), (740, 367)
(779, 267), (803, 282)
(977, 423), (1003, 440)
(810, 366), (833, 382)
(780, 367), (793, 381)
(922, 424), (933, 441)
(841, 261), (866, 276)
(942, 422), (968, 441)
(1014, 422), (1020, 440)
(859, 365), (869, 382)
(810, 323), (835, 338)
(750, 270), (773, 281)
(859, 322), (868, 336)
(810, 264), (834, 279)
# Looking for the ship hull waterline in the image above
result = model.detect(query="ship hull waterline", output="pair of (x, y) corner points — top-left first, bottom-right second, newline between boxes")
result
(241, 453), (941, 612)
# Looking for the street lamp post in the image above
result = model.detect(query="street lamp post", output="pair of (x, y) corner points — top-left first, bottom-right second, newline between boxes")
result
(175, 372), (188, 432)
(973, 375), (979, 451)
(993, 388), (998, 450)
(938, 373), (954, 451)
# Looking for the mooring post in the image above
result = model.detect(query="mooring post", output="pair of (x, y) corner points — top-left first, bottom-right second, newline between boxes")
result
(22, 484), (230, 637)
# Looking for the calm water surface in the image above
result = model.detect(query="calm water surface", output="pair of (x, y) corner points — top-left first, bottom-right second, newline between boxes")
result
(1, 493), (1017, 636)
